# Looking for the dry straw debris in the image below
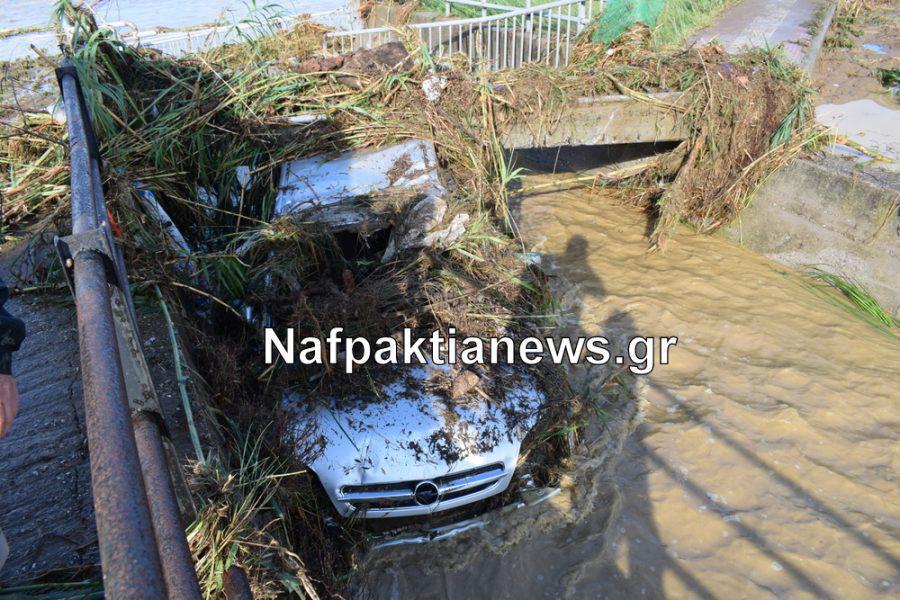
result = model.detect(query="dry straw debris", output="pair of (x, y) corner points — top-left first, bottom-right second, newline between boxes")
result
(0, 3), (814, 595)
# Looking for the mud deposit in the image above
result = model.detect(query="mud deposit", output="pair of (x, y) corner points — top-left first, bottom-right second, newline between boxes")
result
(352, 177), (900, 598)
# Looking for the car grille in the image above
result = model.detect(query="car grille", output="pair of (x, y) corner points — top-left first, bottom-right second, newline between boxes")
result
(339, 463), (506, 511)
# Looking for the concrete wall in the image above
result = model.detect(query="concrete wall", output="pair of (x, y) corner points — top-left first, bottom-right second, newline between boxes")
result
(722, 157), (900, 317)
(501, 94), (689, 148)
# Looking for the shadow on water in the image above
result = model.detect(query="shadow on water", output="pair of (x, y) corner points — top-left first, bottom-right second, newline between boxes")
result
(558, 232), (897, 599)
(561, 233), (710, 599)
(355, 190), (899, 598)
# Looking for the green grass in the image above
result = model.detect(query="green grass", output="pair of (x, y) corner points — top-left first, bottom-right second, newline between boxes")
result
(878, 67), (899, 101)
(186, 426), (315, 598)
(652, 0), (737, 46)
(806, 268), (898, 336)
(761, 49), (815, 149)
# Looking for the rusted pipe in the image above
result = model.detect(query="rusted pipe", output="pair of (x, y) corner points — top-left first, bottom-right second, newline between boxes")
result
(133, 414), (204, 599)
(71, 253), (167, 598)
(61, 66), (167, 598)
(223, 566), (254, 600)
(60, 63), (193, 598)
(59, 70), (101, 233)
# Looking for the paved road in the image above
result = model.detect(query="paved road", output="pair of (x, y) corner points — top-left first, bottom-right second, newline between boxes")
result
(691, 0), (833, 70)
(0, 236), (204, 585)
(0, 268), (98, 583)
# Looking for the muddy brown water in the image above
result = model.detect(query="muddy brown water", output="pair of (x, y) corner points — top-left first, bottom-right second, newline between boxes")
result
(353, 177), (900, 599)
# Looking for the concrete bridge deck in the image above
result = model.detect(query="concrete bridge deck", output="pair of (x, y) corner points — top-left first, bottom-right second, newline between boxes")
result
(499, 92), (690, 149)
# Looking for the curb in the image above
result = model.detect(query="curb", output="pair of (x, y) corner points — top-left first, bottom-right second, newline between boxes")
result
(801, 0), (838, 72)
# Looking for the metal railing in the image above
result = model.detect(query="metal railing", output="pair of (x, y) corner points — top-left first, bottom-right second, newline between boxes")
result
(324, 0), (603, 71)
(443, 0), (590, 24)
(56, 62), (202, 599)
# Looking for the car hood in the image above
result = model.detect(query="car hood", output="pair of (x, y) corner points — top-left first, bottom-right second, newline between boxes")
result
(283, 363), (545, 486)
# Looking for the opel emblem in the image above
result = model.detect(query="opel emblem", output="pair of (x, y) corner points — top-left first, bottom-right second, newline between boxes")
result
(413, 480), (440, 505)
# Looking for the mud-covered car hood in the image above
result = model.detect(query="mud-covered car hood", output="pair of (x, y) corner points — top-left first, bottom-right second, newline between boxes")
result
(284, 363), (545, 487)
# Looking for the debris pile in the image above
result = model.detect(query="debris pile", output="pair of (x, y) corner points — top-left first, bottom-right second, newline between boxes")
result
(0, 113), (68, 230)
(490, 24), (814, 248)
(0, 5), (813, 595)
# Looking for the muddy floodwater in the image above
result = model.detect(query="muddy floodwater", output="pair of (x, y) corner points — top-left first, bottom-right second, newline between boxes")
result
(355, 176), (900, 598)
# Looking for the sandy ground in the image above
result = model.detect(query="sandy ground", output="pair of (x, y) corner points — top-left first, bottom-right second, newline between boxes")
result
(811, 1), (899, 106)
(812, 1), (900, 165)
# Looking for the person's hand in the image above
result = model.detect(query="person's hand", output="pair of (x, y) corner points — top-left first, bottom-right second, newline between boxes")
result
(0, 374), (19, 437)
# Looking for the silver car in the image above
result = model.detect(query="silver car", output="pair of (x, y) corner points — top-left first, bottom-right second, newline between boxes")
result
(284, 361), (545, 519)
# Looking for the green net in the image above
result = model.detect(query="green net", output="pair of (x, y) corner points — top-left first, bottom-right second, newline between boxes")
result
(592, 0), (666, 43)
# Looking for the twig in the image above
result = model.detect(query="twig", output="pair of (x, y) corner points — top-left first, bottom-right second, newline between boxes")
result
(519, 174), (599, 192)
(162, 280), (244, 319)
(604, 74), (687, 112)
(155, 284), (206, 465)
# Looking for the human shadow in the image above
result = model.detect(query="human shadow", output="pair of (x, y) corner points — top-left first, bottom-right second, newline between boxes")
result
(557, 234), (676, 599)
(555, 233), (845, 599)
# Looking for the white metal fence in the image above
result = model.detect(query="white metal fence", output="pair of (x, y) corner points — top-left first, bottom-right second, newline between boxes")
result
(324, 0), (603, 71)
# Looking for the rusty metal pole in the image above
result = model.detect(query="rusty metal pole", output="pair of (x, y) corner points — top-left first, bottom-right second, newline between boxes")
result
(71, 257), (167, 598)
(60, 66), (168, 598)
(223, 566), (254, 600)
(133, 414), (204, 599)
(60, 62), (203, 598)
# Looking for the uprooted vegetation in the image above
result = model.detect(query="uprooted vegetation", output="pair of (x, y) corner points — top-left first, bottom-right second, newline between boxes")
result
(824, 0), (865, 49)
(0, 3), (814, 595)
(490, 25), (815, 249)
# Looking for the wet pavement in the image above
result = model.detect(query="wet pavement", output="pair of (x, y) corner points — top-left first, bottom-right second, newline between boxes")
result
(0, 255), (97, 583)
(816, 99), (900, 168)
(0, 236), (201, 585)
(690, 0), (829, 68)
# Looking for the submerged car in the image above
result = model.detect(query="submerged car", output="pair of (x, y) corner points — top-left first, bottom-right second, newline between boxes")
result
(284, 361), (546, 519)
(273, 140), (555, 520)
